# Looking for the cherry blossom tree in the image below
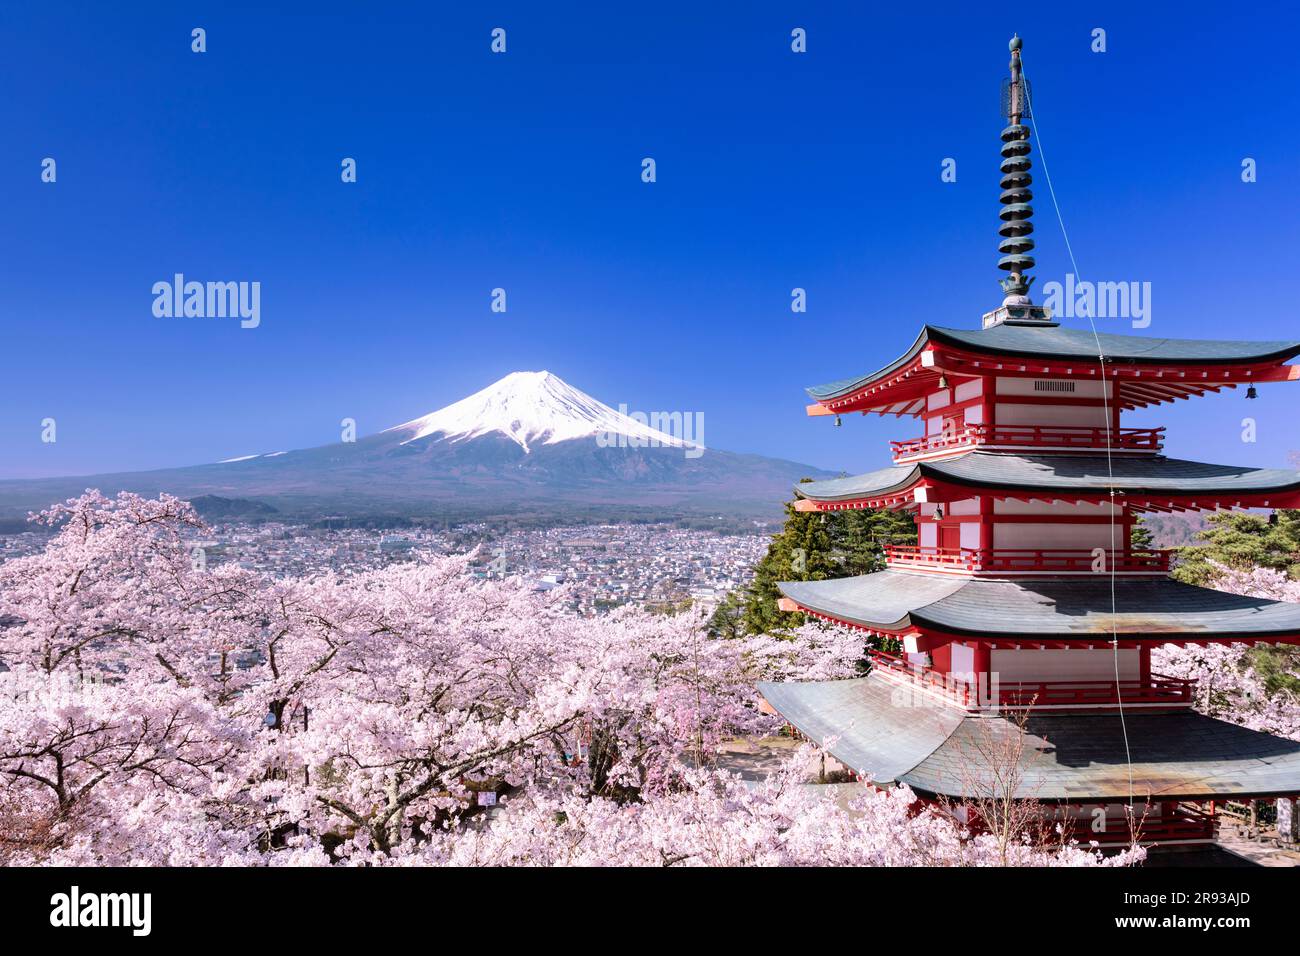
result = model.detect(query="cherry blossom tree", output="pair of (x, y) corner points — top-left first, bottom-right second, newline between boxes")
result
(0, 491), (257, 864)
(1154, 563), (1300, 741)
(0, 490), (1139, 866)
(365, 749), (1143, 868)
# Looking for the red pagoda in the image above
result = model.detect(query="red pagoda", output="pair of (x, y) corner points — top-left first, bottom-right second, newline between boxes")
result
(758, 36), (1300, 847)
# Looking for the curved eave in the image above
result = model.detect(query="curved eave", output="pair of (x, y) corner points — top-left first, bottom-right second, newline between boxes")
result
(785, 593), (1300, 645)
(777, 572), (968, 633)
(777, 573), (1300, 643)
(757, 675), (1300, 802)
(756, 675), (962, 787)
(928, 325), (1300, 368)
(792, 462), (920, 506)
(805, 325), (1300, 415)
(805, 328), (932, 403)
(792, 454), (1300, 511)
(943, 485), (1300, 506)
(909, 711), (1300, 803)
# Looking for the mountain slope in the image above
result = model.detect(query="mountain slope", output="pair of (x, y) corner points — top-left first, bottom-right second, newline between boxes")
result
(386, 370), (695, 453)
(0, 372), (832, 520)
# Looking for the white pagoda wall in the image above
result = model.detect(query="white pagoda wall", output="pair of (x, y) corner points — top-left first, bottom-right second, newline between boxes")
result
(996, 402), (1110, 427)
(922, 377), (1123, 434)
(993, 523), (1116, 549)
(993, 376), (1113, 429)
(950, 643), (976, 688)
(917, 497), (983, 550)
(917, 522), (983, 549)
(995, 377), (1112, 399)
(924, 380), (985, 436)
(990, 647), (1139, 682)
(990, 499), (1125, 551)
(993, 500), (1119, 516)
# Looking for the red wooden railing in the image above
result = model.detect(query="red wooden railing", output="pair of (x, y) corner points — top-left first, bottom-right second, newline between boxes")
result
(890, 427), (980, 459)
(1137, 804), (1218, 844)
(867, 649), (1196, 711)
(1055, 803), (1216, 846)
(890, 424), (1164, 460)
(884, 544), (1172, 574)
(868, 648), (974, 706)
(1097, 804), (1217, 845)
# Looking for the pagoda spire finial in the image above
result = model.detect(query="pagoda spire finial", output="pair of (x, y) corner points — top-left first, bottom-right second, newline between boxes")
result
(998, 34), (1036, 304)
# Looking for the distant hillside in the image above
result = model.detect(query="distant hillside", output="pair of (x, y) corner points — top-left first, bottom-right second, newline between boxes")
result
(188, 495), (280, 520)
(1141, 512), (1212, 549)
(0, 372), (831, 521)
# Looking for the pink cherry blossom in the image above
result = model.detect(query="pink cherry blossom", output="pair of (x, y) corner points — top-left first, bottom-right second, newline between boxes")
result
(0, 491), (1151, 866)
(1154, 562), (1300, 741)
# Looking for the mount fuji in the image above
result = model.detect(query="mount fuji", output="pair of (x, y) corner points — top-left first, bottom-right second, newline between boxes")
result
(0, 372), (833, 521)
(384, 371), (699, 454)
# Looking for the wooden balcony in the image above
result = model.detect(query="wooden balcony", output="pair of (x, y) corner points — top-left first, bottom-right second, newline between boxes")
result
(867, 649), (1197, 713)
(868, 648), (977, 706)
(890, 424), (1165, 462)
(883, 544), (1172, 576)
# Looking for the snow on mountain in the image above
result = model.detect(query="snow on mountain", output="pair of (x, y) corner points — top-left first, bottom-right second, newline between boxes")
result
(383, 371), (697, 454)
(217, 451), (286, 463)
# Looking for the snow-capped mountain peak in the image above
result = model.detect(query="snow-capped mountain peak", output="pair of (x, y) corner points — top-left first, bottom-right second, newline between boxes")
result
(383, 371), (694, 453)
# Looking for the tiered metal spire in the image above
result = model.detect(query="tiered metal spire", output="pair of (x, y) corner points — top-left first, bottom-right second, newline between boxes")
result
(998, 35), (1035, 302)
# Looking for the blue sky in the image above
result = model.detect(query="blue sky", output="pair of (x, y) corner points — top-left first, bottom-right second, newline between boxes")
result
(3, 2), (1299, 479)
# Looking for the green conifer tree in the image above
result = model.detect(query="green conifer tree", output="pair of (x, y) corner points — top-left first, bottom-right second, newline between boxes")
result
(1169, 510), (1300, 697)
(834, 508), (917, 576)
(736, 480), (917, 635)
(1129, 515), (1155, 553)
(706, 589), (746, 640)
(1173, 509), (1300, 585)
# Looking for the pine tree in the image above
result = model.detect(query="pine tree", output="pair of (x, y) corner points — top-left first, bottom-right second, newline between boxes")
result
(706, 589), (745, 639)
(739, 490), (835, 634)
(736, 481), (917, 635)
(834, 507), (917, 576)
(1173, 509), (1300, 585)
(1130, 515), (1155, 553)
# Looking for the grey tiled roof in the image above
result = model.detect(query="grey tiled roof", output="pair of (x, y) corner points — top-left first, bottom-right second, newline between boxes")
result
(910, 711), (1300, 802)
(759, 674), (1300, 801)
(780, 572), (967, 631)
(757, 676), (963, 784)
(932, 454), (1300, 495)
(778, 572), (1300, 638)
(807, 324), (1300, 401)
(935, 324), (1300, 366)
(793, 463), (914, 502)
(794, 453), (1300, 502)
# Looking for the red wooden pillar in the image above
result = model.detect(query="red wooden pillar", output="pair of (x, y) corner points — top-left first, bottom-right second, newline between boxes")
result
(978, 494), (993, 552)
(971, 642), (993, 707)
(982, 374), (996, 435)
